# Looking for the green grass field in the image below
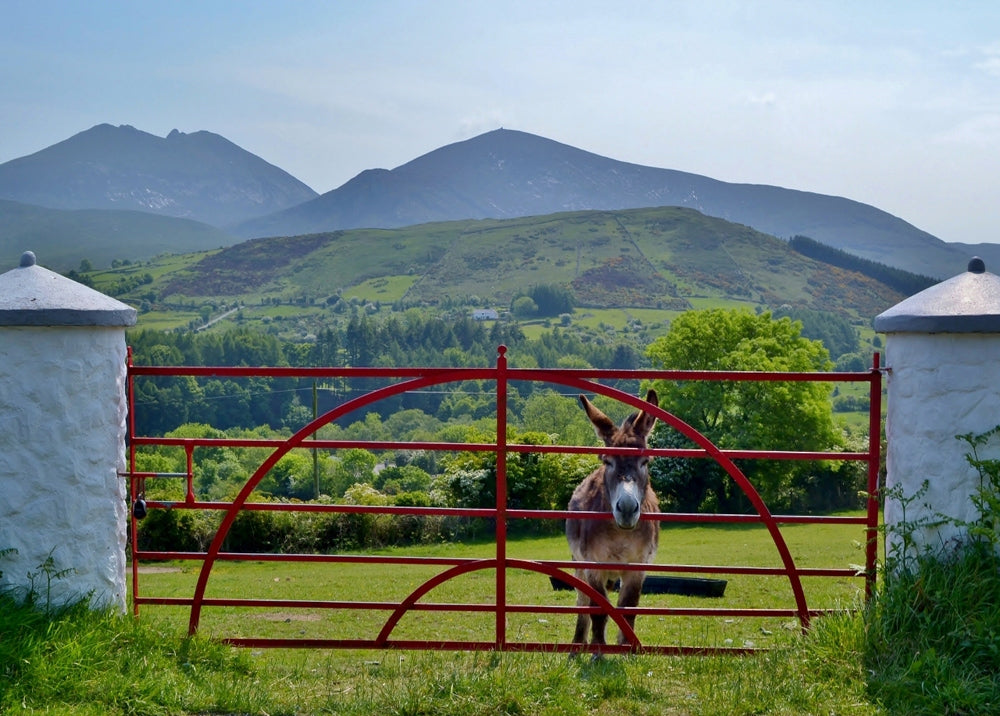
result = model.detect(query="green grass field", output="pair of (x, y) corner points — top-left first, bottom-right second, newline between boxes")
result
(343, 275), (420, 303)
(134, 518), (873, 652)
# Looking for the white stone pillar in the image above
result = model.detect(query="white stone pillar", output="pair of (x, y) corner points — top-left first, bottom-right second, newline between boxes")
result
(0, 251), (136, 610)
(875, 257), (1000, 559)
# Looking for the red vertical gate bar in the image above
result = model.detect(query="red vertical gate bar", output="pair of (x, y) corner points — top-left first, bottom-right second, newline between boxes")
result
(494, 346), (509, 649)
(865, 352), (883, 600)
(126, 346), (140, 617)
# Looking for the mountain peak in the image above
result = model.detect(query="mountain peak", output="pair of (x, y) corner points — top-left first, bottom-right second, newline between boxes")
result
(0, 124), (318, 226)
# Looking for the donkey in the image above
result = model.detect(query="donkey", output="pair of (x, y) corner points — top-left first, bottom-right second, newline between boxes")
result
(566, 389), (659, 652)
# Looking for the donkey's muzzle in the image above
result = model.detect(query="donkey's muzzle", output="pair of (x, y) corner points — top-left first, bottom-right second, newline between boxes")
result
(612, 494), (641, 530)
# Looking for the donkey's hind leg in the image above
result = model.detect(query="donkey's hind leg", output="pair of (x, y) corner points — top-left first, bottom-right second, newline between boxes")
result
(572, 571), (609, 648)
(572, 589), (591, 645)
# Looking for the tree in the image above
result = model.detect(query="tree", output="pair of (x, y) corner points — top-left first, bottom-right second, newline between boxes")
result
(772, 306), (860, 359)
(520, 389), (595, 446)
(527, 284), (574, 316)
(374, 465), (432, 494)
(436, 428), (596, 532)
(344, 314), (378, 365)
(329, 448), (378, 496)
(645, 308), (844, 512)
(511, 296), (538, 319)
(258, 452), (316, 499)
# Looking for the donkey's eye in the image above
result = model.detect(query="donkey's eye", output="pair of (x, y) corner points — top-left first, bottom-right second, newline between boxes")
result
(640, 458), (649, 468)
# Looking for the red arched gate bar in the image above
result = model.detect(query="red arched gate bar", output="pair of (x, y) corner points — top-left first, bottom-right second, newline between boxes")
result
(126, 347), (883, 656)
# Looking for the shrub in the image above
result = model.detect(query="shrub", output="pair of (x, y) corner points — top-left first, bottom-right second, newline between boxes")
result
(225, 509), (291, 553)
(137, 508), (204, 553)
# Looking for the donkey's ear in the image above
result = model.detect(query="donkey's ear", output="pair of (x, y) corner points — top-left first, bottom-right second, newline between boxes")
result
(632, 389), (659, 437)
(579, 395), (617, 445)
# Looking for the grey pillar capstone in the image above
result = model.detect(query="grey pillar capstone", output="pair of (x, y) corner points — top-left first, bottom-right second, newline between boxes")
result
(0, 251), (136, 610)
(875, 257), (1000, 557)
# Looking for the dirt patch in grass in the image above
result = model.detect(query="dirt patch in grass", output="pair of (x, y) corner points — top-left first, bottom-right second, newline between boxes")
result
(136, 565), (184, 574)
(253, 612), (323, 622)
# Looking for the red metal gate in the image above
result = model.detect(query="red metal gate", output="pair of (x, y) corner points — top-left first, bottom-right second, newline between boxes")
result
(126, 346), (883, 655)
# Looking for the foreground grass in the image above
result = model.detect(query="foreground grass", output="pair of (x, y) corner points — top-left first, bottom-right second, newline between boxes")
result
(6, 526), (1000, 713)
(10, 550), (1000, 714)
(0, 598), (262, 714)
(0, 596), (876, 715)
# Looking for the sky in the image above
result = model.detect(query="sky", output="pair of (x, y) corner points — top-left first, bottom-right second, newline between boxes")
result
(3, 1), (999, 245)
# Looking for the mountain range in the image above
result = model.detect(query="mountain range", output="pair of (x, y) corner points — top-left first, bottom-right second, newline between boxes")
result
(1, 123), (995, 278)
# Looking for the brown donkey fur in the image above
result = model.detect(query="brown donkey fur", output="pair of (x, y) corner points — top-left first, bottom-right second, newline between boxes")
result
(566, 389), (659, 652)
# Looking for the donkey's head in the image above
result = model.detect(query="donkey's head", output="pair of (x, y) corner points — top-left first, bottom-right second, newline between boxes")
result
(579, 389), (658, 530)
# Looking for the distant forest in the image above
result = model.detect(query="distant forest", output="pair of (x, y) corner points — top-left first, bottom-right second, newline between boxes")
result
(789, 235), (937, 295)
(128, 298), (866, 437)
(127, 316), (643, 436)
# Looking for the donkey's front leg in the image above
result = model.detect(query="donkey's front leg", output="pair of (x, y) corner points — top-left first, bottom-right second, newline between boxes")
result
(615, 571), (645, 646)
(573, 570), (610, 649)
(572, 589), (591, 646)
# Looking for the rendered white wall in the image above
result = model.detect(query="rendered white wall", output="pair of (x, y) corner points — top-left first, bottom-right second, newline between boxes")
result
(884, 332), (1000, 555)
(0, 325), (128, 610)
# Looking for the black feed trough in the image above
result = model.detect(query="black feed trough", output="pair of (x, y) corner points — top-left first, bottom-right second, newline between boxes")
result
(549, 575), (727, 598)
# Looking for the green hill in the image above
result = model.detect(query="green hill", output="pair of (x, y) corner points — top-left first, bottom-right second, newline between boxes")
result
(95, 206), (911, 337)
